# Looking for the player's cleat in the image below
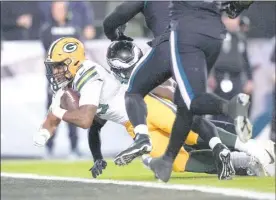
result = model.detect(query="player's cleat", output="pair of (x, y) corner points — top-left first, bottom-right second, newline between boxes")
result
(241, 139), (275, 176)
(228, 93), (252, 143)
(258, 140), (275, 176)
(114, 134), (152, 166)
(141, 155), (159, 179)
(213, 143), (235, 180)
(148, 156), (173, 183)
(246, 156), (267, 177)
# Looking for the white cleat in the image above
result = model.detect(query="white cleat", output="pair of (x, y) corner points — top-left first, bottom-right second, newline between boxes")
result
(229, 93), (252, 143)
(247, 156), (267, 177)
(235, 116), (252, 143)
(259, 140), (275, 176)
(244, 139), (275, 176)
(235, 94), (252, 143)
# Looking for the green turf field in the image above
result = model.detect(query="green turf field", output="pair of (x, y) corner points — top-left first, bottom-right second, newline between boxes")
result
(1, 159), (275, 193)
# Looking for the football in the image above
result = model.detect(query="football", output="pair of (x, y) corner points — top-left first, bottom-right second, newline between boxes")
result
(60, 88), (80, 111)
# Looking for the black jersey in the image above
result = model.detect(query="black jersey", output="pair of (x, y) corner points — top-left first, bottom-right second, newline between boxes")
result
(103, 1), (170, 46)
(169, 1), (222, 19)
(169, 1), (226, 39)
(142, 1), (170, 38)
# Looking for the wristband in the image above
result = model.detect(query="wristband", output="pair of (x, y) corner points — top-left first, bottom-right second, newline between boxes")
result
(52, 107), (67, 119)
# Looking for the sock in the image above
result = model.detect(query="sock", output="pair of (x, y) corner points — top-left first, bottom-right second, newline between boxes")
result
(134, 124), (148, 135)
(209, 137), (222, 150)
(190, 93), (228, 115)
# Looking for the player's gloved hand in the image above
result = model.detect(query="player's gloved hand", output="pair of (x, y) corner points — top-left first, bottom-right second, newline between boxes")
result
(116, 34), (134, 42)
(33, 129), (51, 147)
(222, 1), (253, 19)
(112, 24), (133, 42)
(89, 159), (107, 178)
(50, 89), (67, 119)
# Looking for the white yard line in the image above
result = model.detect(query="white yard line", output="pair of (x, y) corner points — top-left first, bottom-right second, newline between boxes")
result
(1, 172), (274, 200)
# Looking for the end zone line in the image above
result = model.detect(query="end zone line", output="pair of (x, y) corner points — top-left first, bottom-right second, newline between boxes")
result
(1, 172), (274, 200)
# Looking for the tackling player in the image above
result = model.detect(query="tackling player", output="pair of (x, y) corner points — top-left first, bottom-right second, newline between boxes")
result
(34, 38), (275, 179)
(103, 2), (254, 182)
(149, 1), (255, 182)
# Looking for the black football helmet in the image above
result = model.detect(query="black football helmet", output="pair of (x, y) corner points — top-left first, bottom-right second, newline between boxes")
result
(106, 41), (143, 84)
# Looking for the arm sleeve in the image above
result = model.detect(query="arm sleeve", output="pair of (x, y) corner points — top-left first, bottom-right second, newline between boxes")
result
(103, 1), (144, 41)
(88, 119), (107, 161)
(79, 79), (104, 107)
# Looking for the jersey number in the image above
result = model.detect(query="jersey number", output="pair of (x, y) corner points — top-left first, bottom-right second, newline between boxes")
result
(98, 104), (109, 115)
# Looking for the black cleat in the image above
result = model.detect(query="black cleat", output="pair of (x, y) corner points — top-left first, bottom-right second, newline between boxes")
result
(213, 143), (235, 180)
(114, 134), (152, 166)
(149, 156), (173, 183)
(228, 93), (252, 143)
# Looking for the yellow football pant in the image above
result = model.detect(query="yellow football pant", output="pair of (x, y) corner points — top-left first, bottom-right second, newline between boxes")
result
(125, 94), (199, 172)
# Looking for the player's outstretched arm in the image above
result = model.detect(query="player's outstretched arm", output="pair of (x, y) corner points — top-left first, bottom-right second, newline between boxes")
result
(103, 1), (144, 41)
(42, 112), (61, 134)
(33, 111), (61, 147)
(88, 119), (107, 178)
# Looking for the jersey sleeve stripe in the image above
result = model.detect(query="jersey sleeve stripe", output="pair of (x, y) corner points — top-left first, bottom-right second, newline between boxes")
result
(76, 70), (98, 92)
(75, 66), (96, 87)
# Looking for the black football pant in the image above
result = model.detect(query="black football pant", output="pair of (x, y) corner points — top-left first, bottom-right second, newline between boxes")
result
(125, 41), (172, 127)
(164, 20), (227, 160)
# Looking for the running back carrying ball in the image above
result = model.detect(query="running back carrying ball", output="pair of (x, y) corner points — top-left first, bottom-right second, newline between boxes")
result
(60, 88), (80, 110)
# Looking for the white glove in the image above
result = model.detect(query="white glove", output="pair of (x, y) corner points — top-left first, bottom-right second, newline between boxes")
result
(33, 129), (51, 147)
(51, 89), (67, 119)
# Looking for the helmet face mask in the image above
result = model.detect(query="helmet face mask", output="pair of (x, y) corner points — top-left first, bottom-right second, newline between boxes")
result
(111, 65), (135, 84)
(107, 41), (143, 83)
(45, 58), (73, 92)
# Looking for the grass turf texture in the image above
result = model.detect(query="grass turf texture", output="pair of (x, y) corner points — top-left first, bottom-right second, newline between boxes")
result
(1, 159), (275, 193)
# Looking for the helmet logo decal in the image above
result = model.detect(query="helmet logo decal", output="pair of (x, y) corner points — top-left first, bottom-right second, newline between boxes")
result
(63, 43), (78, 53)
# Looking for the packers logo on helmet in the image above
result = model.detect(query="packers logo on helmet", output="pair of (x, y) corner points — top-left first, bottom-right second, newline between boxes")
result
(63, 42), (78, 53)
(44, 37), (85, 92)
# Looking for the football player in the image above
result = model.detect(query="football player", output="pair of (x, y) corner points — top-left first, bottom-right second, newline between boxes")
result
(34, 38), (275, 179)
(103, 2), (254, 182)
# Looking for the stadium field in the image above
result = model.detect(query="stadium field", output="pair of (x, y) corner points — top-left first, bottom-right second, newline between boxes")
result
(1, 159), (275, 195)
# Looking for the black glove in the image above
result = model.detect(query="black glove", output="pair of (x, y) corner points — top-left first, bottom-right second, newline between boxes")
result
(117, 34), (134, 41)
(222, 1), (253, 19)
(89, 159), (107, 178)
(111, 24), (133, 42)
